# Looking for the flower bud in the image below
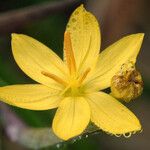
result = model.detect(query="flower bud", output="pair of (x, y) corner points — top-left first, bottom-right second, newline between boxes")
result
(111, 62), (143, 102)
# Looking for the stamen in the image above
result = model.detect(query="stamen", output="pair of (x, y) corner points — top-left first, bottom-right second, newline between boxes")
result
(79, 68), (91, 84)
(41, 71), (67, 86)
(64, 31), (76, 74)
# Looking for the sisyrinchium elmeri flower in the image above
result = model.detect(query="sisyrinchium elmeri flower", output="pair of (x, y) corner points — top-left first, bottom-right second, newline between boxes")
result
(0, 5), (144, 140)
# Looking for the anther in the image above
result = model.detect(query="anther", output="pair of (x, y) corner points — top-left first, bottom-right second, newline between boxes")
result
(79, 68), (91, 84)
(41, 71), (68, 86)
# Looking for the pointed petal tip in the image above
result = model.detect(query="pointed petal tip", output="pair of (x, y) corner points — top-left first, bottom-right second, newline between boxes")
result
(11, 33), (22, 46)
(52, 127), (69, 140)
(139, 33), (145, 40)
(87, 92), (142, 136)
(79, 4), (84, 8)
(11, 33), (17, 39)
(137, 32), (145, 38)
(125, 118), (142, 134)
(11, 33), (19, 37)
(132, 33), (145, 41)
(135, 33), (145, 46)
(139, 32), (145, 36)
(52, 126), (83, 141)
(11, 33), (29, 40)
(11, 33), (23, 41)
(76, 3), (85, 12)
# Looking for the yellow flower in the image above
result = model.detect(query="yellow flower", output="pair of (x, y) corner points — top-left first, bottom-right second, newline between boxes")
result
(0, 5), (144, 140)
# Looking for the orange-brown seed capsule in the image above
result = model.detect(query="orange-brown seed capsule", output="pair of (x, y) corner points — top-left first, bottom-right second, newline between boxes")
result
(111, 62), (143, 102)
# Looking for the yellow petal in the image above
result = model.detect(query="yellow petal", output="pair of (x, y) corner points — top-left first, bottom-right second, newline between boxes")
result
(0, 84), (61, 110)
(87, 33), (144, 90)
(65, 5), (101, 73)
(87, 92), (141, 135)
(52, 97), (90, 140)
(12, 34), (68, 90)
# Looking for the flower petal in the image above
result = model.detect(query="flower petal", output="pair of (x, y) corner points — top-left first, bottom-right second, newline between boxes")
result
(86, 33), (144, 90)
(65, 5), (101, 72)
(87, 92), (141, 135)
(12, 34), (68, 89)
(52, 97), (90, 140)
(0, 84), (61, 110)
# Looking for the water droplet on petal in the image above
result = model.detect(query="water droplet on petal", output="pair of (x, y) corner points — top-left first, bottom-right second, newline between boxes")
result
(72, 18), (76, 23)
(132, 131), (137, 134)
(106, 132), (113, 136)
(140, 129), (143, 133)
(123, 132), (132, 138)
(56, 144), (60, 148)
(115, 134), (121, 137)
(78, 135), (81, 140)
(74, 11), (79, 15)
(72, 139), (77, 143)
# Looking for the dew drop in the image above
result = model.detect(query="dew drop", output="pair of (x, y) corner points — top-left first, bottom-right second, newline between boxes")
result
(85, 135), (88, 138)
(72, 138), (77, 143)
(123, 132), (132, 138)
(115, 134), (121, 137)
(78, 135), (82, 140)
(140, 129), (143, 133)
(132, 131), (137, 134)
(74, 11), (79, 15)
(106, 132), (113, 136)
(56, 144), (60, 148)
(72, 18), (76, 23)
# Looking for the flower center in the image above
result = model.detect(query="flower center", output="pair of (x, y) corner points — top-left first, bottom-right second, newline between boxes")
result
(41, 67), (91, 97)
(41, 31), (91, 97)
(64, 79), (85, 97)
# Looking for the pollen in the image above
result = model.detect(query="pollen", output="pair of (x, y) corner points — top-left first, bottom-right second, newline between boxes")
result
(78, 68), (91, 84)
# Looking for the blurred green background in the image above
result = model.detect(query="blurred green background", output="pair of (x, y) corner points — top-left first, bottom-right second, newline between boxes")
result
(0, 0), (150, 149)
